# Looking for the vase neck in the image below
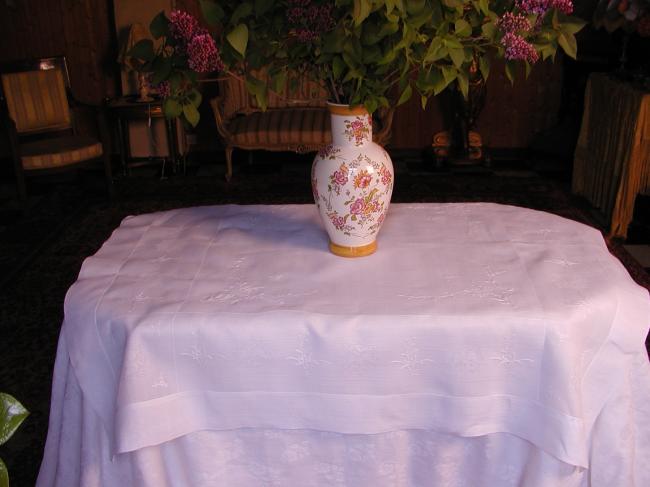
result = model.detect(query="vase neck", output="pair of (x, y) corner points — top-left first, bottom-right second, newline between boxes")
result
(328, 103), (372, 147)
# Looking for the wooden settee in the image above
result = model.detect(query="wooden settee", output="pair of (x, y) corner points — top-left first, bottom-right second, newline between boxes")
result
(210, 74), (394, 181)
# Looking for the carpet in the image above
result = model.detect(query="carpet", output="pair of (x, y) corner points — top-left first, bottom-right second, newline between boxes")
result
(0, 158), (648, 487)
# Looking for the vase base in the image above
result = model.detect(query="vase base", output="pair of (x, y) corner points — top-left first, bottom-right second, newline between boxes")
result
(329, 240), (377, 258)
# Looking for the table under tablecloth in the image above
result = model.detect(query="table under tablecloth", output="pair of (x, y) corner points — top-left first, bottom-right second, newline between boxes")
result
(37, 203), (650, 486)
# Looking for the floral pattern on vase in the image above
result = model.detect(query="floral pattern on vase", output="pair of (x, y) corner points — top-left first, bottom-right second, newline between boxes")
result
(312, 104), (394, 257)
(344, 116), (372, 146)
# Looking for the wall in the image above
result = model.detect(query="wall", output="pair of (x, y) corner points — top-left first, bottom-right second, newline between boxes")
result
(391, 58), (563, 149)
(0, 0), (118, 103)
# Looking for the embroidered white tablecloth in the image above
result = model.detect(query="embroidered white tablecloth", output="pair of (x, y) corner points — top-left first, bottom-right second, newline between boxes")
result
(37, 203), (650, 486)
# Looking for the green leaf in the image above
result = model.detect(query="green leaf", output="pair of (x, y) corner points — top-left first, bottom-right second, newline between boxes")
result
(558, 31), (577, 59)
(188, 89), (202, 107)
(0, 393), (28, 447)
(245, 76), (268, 110)
(149, 11), (169, 40)
(364, 97), (378, 115)
(524, 61), (532, 79)
(396, 84), (412, 106)
(441, 65), (456, 84)
(443, 37), (463, 49)
(183, 102), (200, 127)
(560, 18), (587, 35)
(457, 72), (469, 99)
(332, 55), (346, 79)
(0, 458), (8, 487)
(429, 68), (448, 95)
(448, 47), (465, 69)
(199, 0), (224, 26)
(127, 39), (154, 63)
(479, 55), (490, 81)
(323, 29), (345, 53)
(406, 0), (426, 15)
(353, 0), (372, 25)
(478, 0), (489, 16)
(455, 19), (471, 37)
(271, 70), (287, 93)
(481, 21), (496, 41)
(230, 2), (253, 25)
(163, 98), (183, 119)
(151, 57), (172, 85)
(254, 0), (274, 17)
(421, 95), (428, 110)
(226, 24), (249, 57)
(504, 61), (516, 85)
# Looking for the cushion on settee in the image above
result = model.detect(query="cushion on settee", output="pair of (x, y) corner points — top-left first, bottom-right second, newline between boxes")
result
(228, 108), (331, 148)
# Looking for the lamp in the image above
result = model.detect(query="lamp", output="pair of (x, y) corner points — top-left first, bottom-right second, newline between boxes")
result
(118, 22), (154, 101)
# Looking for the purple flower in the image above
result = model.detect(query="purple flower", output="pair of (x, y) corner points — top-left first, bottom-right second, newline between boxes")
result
(551, 0), (574, 15)
(287, 0), (335, 43)
(157, 80), (171, 98)
(517, 0), (573, 16)
(169, 10), (199, 42)
(501, 32), (539, 63)
(498, 12), (532, 33)
(187, 33), (224, 73)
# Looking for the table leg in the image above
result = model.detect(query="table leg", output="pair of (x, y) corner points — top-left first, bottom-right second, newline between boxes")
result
(116, 117), (127, 177)
(165, 119), (179, 177)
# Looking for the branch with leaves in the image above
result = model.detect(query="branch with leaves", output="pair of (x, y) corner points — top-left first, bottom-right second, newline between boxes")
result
(128, 0), (586, 124)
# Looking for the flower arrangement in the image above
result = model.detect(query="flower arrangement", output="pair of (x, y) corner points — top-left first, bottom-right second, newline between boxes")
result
(130, 1), (586, 123)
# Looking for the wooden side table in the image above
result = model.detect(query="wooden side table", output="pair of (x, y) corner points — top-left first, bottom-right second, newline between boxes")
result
(572, 73), (650, 239)
(106, 96), (184, 178)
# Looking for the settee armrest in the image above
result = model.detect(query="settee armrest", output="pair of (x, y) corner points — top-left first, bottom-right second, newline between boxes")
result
(374, 106), (395, 147)
(210, 96), (233, 141)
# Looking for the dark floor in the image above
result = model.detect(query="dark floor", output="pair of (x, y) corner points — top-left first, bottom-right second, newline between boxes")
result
(0, 149), (648, 487)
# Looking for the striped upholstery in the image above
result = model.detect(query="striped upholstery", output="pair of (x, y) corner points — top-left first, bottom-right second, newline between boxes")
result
(20, 136), (102, 170)
(229, 108), (331, 147)
(1, 69), (72, 134)
(220, 72), (328, 120)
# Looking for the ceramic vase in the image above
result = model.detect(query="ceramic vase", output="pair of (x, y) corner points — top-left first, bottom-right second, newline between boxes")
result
(311, 103), (394, 257)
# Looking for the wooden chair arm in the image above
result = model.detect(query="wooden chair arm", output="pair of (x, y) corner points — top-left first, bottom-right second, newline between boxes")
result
(1, 108), (21, 156)
(374, 106), (395, 146)
(210, 96), (233, 140)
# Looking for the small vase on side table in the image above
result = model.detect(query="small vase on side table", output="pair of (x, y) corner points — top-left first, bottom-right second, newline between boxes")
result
(311, 103), (394, 258)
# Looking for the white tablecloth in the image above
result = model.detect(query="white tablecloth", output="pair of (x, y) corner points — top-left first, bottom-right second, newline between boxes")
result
(37, 203), (650, 486)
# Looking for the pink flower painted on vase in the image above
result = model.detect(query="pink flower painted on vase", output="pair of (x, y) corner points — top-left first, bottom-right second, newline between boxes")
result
(330, 163), (349, 186)
(354, 169), (372, 189)
(344, 117), (371, 146)
(379, 164), (392, 186)
(350, 198), (366, 215)
(318, 144), (340, 159)
(330, 214), (347, 230)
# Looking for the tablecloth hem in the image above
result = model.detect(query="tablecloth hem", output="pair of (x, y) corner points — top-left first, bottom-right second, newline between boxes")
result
(115, 389), (589, 468)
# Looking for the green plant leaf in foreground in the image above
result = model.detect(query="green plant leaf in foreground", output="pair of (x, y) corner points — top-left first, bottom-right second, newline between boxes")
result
(0, 458), (8, 487)
(0, 393), (28, 446)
